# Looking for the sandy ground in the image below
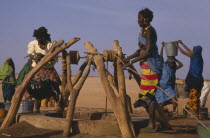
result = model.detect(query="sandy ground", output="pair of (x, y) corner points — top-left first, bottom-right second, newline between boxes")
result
(0, 77), (210, 137)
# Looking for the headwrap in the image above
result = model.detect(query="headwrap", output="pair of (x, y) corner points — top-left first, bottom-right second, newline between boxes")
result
(0, 58), (14, 83)
(185, 46), (204, 91)
(189, 46), (203, 79)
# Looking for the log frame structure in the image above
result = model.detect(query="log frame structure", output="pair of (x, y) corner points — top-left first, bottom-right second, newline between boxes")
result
(62, 52), (92, 137)
(84, 41), (136, 138)
(0, 38), (80, 129)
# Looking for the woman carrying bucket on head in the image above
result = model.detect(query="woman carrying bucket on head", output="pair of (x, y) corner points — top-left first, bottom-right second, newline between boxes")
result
(155, 42), (183, 115)
(175, 40), (204, 119)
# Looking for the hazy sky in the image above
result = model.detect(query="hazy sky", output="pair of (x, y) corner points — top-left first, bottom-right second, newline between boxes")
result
(0, 0), (210, 79)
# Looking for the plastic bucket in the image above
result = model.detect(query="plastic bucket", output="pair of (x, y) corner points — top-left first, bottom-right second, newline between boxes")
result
(4, 100), (34, 113)
(164, 42), (178, 56)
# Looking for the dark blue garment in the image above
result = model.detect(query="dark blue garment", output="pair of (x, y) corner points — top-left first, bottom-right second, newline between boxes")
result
(185, 46), (204, 91)
(2, 82), (15, 102)
(138, 33), (163, 74)
(189, 46), (203, 79)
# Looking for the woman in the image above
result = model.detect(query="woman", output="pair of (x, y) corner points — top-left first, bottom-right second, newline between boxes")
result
(0, 58), (16, 103)
(175, 40), (204, 118)
(17, 27), (61, 112)
(156, 42), (183, 114)
(123, 8), (163, 130)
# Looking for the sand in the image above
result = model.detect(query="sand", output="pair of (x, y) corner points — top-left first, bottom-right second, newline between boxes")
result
(0, 77), (210, 137)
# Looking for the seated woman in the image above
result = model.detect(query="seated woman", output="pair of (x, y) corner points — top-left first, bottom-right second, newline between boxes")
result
(175, 40), (204, 119)
(156, 42), (183, 114)
(0, 58), (16, 103)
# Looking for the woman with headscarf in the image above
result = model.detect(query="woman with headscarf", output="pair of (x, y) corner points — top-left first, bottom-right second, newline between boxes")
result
(16, 27), (61, 112)
(123, 8), (163, 131)
(175, 40), (204, 118)
(0, 58), (16, 103)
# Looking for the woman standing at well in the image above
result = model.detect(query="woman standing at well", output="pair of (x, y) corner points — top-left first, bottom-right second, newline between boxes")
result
(123, 8), (163, 130)
(175, 40), (204, 118)
(17, 27), (61, 112)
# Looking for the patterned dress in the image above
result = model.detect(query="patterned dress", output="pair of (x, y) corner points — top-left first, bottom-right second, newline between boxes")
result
(134, 32), (163, 108)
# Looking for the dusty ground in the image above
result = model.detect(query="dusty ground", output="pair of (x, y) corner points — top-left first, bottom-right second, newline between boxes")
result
(0, 77), (210, 137)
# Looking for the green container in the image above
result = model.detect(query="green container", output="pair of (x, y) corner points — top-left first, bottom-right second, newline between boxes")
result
(197, 123), (210, 138)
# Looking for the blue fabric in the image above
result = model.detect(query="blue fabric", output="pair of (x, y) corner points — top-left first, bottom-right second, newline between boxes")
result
(2, 82), (15, 102)
(159, 61), (176, 86)
(189, 46), (203, 79)
(185, 46), (204, 91)
(138, 34), (163, 74)
(156, 85), (176, 103)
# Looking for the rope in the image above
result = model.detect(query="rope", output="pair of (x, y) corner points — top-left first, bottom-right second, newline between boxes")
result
(103, 50), (116, 62)
(69, 51), (80, 64)
(114, 53), (210, 131)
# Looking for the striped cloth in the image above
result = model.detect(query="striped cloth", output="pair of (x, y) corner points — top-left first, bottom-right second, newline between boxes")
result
(138, 61), (158, 100)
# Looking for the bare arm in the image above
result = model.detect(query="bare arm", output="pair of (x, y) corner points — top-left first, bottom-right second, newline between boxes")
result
(130, 28), (152, 64)
(125, 50), (140, 61)
(175, 58), (183, 70)
(160, 42), (164, 57)
(174, 41), (192, 57)
(179, 40), (194, 55)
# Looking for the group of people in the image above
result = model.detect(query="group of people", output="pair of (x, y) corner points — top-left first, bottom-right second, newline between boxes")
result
(123, 8), (208, 131)
(0, 27), (61, 112)
(0, 7), (209, 132)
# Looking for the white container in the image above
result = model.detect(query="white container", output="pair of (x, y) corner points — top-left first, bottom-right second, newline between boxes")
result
(164, 42), (178, 56)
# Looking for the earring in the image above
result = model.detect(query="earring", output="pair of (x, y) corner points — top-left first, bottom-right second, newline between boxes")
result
(144, 19), (147, 24)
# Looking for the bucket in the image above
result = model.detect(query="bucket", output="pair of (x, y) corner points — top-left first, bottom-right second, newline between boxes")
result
(164, 42), (178, 56)
(199, 107), (208, 120)
(175, 83), (189, 98)
(4, 100), (35, 113)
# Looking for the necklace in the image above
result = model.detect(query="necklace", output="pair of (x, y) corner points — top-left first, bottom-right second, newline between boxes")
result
(139, 25), (152, 36)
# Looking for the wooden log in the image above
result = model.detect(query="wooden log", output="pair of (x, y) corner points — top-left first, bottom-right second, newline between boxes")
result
(0, 38), (80, 129)
(60, 59), (89, 110)
(63, 54), (92, 137)
(114, 41), (133, 114)
(60, 50), (68, 110)
(84, 42), (135, 138)
(115, 42), (135, 133)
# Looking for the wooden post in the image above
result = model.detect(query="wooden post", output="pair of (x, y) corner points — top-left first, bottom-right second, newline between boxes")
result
(84, 42), (135, 138)
(0, 38), (80, 129)
(60, 57), (89, 110)
(114, 40), (133, 114)
(60, 50), (68, 110)
(114, 41), (135, 132)
(62, 53), (92, 137)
